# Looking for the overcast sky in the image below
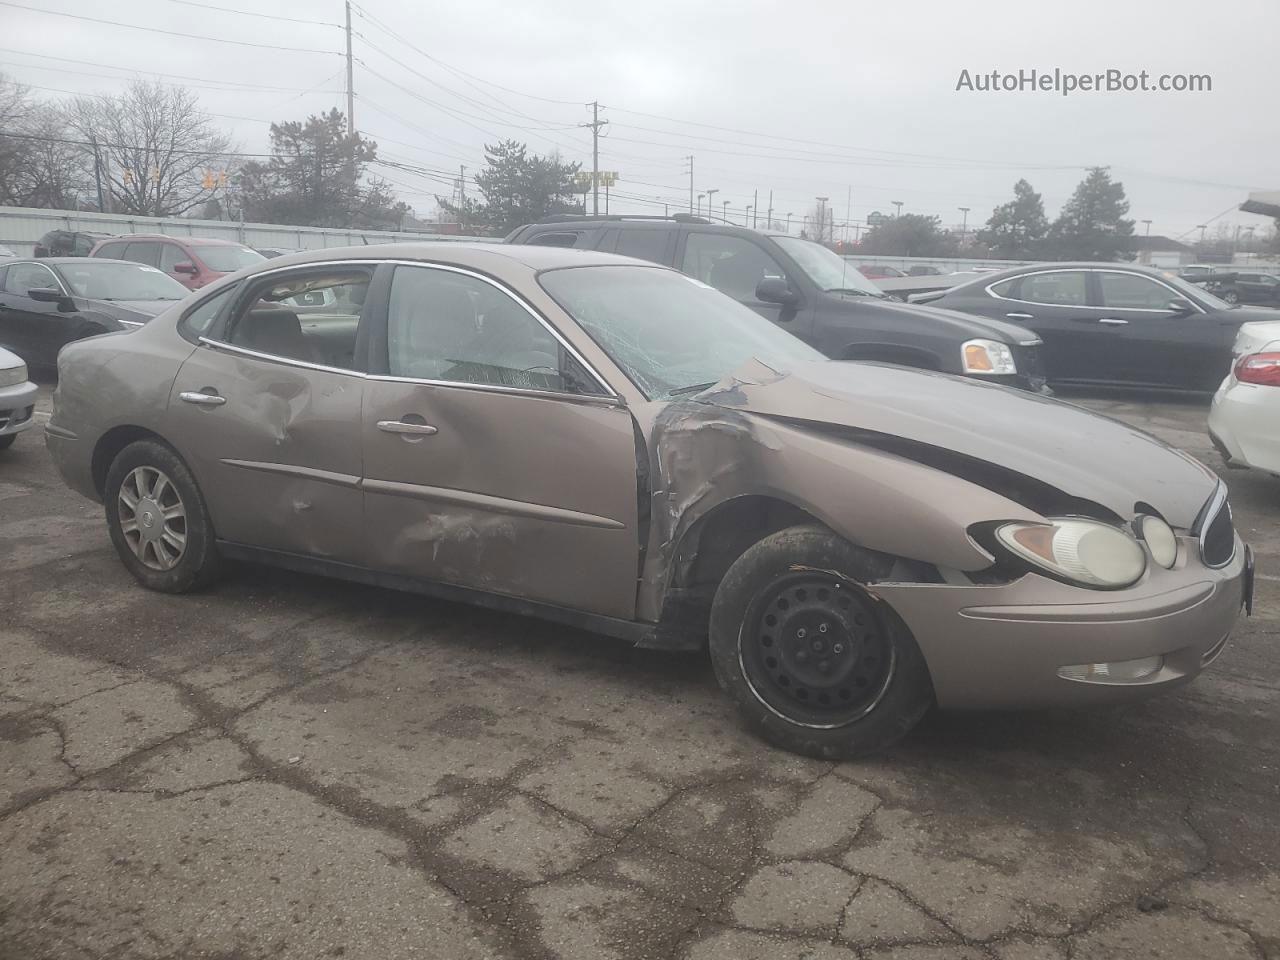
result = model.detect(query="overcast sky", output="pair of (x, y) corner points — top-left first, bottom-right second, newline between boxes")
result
(4, 0), (1276, 240)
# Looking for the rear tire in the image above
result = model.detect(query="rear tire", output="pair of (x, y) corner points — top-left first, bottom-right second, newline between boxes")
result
(709, 525), (934, 759)
(104, 439), (222, 592)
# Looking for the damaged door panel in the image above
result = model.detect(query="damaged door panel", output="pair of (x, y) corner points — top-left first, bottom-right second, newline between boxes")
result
(166, 344), (366, 562)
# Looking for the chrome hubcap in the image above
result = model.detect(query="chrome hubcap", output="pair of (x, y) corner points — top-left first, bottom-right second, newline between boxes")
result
(118, 466), (187, 571)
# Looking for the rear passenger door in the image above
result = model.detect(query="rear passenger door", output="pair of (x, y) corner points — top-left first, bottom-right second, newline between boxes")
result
(990, 270), (1097, 382)
(165, 263), (378, 562)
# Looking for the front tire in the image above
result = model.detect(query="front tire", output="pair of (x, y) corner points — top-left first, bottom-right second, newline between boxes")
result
(1224, 290), (1240, 304)
(104, 440), (222, 592)
(709, 525), (934, 759)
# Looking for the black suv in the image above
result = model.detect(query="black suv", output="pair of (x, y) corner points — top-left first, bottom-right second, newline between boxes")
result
(33, 230), (113, 258)
(506, 215), (1044, 390)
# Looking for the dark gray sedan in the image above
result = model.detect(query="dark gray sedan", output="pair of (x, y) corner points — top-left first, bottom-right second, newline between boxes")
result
(0, 258), (190, 370)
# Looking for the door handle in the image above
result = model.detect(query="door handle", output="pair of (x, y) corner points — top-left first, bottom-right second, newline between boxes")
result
(1097, 317), (1129, 326)
(1005, 312), (1034, 320)
(377, 419), (438, 436)
(179, 391), (226, 406)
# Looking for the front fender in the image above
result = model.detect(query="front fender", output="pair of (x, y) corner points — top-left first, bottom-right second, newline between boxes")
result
(636, 404), (1042, 622)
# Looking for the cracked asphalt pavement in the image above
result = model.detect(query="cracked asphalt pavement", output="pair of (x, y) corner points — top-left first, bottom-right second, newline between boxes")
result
(2, 385), (1278, 959)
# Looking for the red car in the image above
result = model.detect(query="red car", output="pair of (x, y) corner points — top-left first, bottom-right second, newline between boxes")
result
(89, 234), (264, 291)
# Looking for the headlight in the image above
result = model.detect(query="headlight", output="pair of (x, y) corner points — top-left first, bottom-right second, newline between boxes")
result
(995, 519), (1147, 588)
(1136, 515), (1178, 569)
(962, 339), (1017, 375)
(0, 362), (28, 388)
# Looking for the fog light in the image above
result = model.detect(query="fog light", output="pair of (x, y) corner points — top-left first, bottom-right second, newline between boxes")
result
(1058, 656), (1164, 684)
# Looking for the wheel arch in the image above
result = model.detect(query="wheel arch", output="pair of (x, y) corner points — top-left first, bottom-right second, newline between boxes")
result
(840, 341), (942, 370)
(91, 425), (173, 497)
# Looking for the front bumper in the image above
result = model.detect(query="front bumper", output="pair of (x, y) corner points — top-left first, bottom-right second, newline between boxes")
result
(872, 534), (1248, 710)
(0, 378), (38, 437)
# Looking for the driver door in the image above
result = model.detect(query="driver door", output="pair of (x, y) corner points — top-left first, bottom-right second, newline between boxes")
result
(361, 263), (641, 618)
(678, 232), (804, 334)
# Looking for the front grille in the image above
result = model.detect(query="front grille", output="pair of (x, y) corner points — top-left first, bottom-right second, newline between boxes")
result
(1198, 487), (1235, 568)
(1011, 341), (1047, 391)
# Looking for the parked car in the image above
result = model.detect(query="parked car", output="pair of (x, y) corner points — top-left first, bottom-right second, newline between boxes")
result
(256, 247), (303, 259)
(857, 264), (906, 279)
(506, 216), (1045, 391)
(906, 265), (943, 276)
(0, 344), (37, 450)
(33, 229), (113, 258)
(90, 235), (264, 291)
(0, 258), (190, 370)
(0, 245), (18, 259)
(48, 243), (1250, 757)
(918, 261), (1280, 393)
(1206, 271), (1280, 306)
(1209, 318), (1280, 473)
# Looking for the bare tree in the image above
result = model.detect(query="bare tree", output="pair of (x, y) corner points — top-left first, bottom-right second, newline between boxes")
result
(0, 73), (92, 208)
(72, 82), (233, 217)
(0, 73), (36, 205)
(805, 202), (834, 243)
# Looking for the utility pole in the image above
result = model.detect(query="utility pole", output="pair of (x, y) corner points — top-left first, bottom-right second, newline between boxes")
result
(786, 212), (793, 233)
(767, 189), (773, 229)
(578, 102), (607, 215)
(958, 206), (970, 245)
(752, 188), (758, 228)
(683, 155), (694, 213)
(344, 0), (355, 135)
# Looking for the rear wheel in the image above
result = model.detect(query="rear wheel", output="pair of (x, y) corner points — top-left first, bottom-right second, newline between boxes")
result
(709, 525), (934, 758)
(1224, 290), (1240, 304)
(104, 440), (222, 592)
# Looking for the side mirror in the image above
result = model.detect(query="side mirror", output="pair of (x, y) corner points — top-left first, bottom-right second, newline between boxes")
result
(28, 286), (75, 310)
(756, 276), (798, 305)
(173, 261), (198, 275)
(1167, 298), (1195, 315)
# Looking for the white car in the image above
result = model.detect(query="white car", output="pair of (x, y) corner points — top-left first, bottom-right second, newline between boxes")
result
(0, 344), (38, 450)
(1209, 319), (1280, 473)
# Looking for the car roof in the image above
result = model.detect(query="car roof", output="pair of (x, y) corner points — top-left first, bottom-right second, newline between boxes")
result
(103, 234), (245, 246)
(520, 217), (785, 239)
(244, 241), (660, 275)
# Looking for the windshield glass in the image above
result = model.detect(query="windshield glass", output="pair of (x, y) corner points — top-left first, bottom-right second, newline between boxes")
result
(57, 261), (190, 301)
(539, 265), (824, 400)
(771, 237), (883, 295)
(195, 244), (265, 272)
(1165, 272), (1233, 309)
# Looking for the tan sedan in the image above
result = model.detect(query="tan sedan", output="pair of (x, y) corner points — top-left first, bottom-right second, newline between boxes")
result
(47, 244), (1251, 757)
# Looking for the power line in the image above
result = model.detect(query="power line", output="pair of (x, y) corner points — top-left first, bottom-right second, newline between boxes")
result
(163, 0), (342, 28)
(0, 128), (278, 159)
(1, 56), (343, 95)
(0, 1), (341, 55)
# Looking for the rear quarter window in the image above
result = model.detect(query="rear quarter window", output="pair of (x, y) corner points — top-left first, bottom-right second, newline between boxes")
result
(177, 285), (236, 344)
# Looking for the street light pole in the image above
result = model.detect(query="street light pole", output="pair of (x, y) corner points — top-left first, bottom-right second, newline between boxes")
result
(816, 196), (829, 243)
(786, 212), (793, 233)
(1197, 224), (1208, 245)
(1141, 219), (1152, 236)
(892, 200), (903, 218)
(706, 188), (718, 221)
(746, 205), (753, 227)
(722, 199), (729, 222)
(697, 193), (705, 218)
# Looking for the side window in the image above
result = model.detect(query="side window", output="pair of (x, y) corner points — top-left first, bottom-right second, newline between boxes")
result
(178, 286), (235, 343)
(158, 243), (185, 272)
(528, 231), (583, 248)
(215, 268), (372, 370)
(681, 233), (785, 301)
(4, 263), (57, 296)
(123, 242), (161, 268)
(387, 266), (590, 394)
(94, 241), (128, 260)
(988, 278), (1019, 298)
(72, 234), (96, 256)
(1019, 271), (1088, 306)
(1098, 272), (1179, 310)
(614, 229), (670, 265)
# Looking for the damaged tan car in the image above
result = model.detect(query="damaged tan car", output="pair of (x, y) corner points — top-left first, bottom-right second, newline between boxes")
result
(48, 244), (1252, 757)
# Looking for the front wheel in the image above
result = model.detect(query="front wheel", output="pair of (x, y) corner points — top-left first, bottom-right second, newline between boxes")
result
(709, 525), (934, 759)
(1224, 290), (1240, 304)
(104, 439), (222, 592)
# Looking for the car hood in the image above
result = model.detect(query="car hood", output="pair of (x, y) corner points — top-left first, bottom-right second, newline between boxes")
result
(76, 299), (177, 322)
(701, 359), (1218, 528)
(830, 294), (1040, 345)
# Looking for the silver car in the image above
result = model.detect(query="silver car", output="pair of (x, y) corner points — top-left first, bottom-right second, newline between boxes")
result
(46, 244), (1252, 757)
(0, 345), (37, 450)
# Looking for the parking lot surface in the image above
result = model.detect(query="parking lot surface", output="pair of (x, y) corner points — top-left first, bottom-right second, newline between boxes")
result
(2, 385), (1278, 960)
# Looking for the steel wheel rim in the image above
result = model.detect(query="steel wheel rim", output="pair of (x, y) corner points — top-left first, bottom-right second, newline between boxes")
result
(737, 572), (896, 729)
(117, 466), (187, 571)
